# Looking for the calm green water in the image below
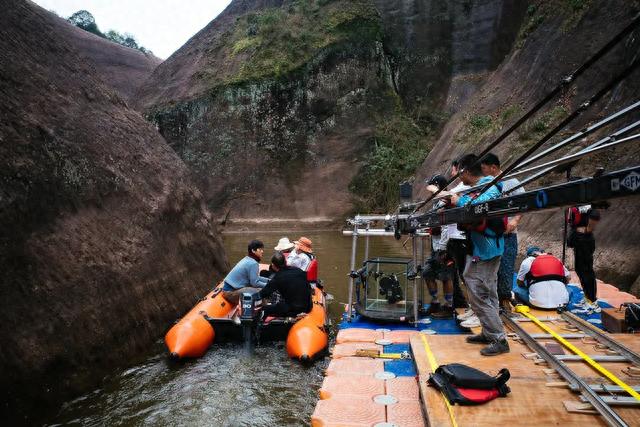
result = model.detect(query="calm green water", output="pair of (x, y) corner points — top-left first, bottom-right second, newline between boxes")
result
(48, 230), (411, 427)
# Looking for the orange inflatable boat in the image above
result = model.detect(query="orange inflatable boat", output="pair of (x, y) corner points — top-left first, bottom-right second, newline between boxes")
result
(165, 259), (328, 361)
(164, 284), (234, 359)
(286, 285), (329, 361)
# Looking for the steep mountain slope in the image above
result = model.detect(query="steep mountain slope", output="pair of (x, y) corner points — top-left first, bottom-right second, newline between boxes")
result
(51, 8), (162, 101)
(413, 0), (640, 289)
(135, 0), (526, 223)
(0, 0), (227, 420)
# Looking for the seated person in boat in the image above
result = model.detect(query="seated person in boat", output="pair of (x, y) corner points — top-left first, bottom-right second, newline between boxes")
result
(258, 252), (312, 318)
(221, 239), (269, 305)
(274, 237), (295, 259)
(287, 236), (315, 271)
(514, 246), (570, 309)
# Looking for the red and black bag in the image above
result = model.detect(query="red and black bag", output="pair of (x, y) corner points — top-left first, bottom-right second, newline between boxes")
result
(428, 363), (511, 405)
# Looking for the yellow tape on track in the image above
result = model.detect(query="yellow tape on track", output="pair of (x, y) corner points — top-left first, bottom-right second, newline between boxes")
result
(420, 333), (459, 427)
(515, 306), (640, 402)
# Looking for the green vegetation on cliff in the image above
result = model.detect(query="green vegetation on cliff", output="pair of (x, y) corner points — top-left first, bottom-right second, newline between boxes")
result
(350, 112), (430, 212)
(227, 0), (382, 83)
(517, 0), (596, 47)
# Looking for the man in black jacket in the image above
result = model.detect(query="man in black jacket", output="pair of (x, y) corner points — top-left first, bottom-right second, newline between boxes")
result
(259, 252), (312, 317)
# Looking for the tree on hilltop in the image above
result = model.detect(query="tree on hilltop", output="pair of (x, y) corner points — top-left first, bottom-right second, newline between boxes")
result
(67, 10), (152, 55)
(68, 10), (104, 37)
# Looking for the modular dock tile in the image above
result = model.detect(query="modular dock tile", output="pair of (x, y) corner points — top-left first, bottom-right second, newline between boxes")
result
(319, 376), (385, 400)
(311, 396), (386, 427)
(331, 342), (381, 358)
(387, 400), (426, 427)
(325, 356), (384, 377)
(384, 329), (419, 343)
(386, 377), (420, 401)
(336, 328), (383, 343)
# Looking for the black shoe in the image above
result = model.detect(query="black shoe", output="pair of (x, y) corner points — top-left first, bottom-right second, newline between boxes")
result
(466, 333), (491, 345)
(425, 302), (441, 316)
(480, 339), (510, 356)
(432, 305), (454, 319)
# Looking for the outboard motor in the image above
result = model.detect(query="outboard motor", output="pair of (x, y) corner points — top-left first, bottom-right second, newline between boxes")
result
(240, 292), (262, 320)
(240, 292), (262, 353)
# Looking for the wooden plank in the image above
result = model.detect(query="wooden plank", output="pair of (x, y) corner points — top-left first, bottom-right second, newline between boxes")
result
(410, 333), (640, 427)
(410, 334), (454, 427)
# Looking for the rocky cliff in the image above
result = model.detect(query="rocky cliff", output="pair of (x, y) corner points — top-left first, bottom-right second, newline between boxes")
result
(0, 0), (227, 421)
(136, 0), (527, 222)
(413, 0), (640, 290)
(136, 0), (640, 289)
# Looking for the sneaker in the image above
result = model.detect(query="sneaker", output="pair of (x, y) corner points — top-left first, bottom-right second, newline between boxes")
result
(460, 316), (481, 328)
(466, 333), (491, 344)
(573, 299), (590, 308)
(588, 303), (602, 314)
(425, 302), (442, 316)
(480, 339), (510, 356)
(432, 305), (454, 319)
(457, 308), (475, 321)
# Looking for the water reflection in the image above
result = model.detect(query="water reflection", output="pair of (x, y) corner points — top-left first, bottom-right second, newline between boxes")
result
(50, 230), (411, 426)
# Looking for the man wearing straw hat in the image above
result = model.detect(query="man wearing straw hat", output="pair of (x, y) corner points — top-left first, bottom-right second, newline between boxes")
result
(288, 237), (315, 271)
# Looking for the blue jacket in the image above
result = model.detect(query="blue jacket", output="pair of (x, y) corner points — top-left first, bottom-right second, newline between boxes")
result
(223, 256), (269, 289)
(457, 176), (505, 261)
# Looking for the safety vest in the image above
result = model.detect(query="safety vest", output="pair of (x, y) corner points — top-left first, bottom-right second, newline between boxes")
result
(526, 254), (567, 285)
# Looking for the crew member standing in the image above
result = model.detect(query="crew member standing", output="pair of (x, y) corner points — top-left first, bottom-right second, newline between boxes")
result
(449, 154), (508, 356)
(567, 204), (601, 310)
(480, 153), (525, 313)
(423, 174), (456, 318)
(441, 158), (470, 311)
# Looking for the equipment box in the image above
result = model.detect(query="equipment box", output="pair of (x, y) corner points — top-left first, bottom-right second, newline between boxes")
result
(601, 308), (626, 333)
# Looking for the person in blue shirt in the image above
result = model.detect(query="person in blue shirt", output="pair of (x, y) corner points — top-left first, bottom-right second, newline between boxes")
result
(481, 153), (525, 313)
(222, 239), (270, 305)
(448, 154), (508, 356)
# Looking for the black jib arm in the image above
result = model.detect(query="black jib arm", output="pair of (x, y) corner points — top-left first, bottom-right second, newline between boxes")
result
(398, 166), (640, 234)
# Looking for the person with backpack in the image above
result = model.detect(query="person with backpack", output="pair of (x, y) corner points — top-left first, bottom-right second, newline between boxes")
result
(448, 154), (508, 356)
(480, 153), (525, 313)
(515, 246), (570, 309)
(567, 204), (601, 311)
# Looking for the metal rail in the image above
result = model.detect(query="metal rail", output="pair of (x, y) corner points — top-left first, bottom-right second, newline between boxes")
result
(560, 310), (640, 366)
(501, 313), (629, 426)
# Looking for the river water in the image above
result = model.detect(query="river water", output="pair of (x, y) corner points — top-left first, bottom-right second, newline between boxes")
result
(48, 230), (412, 426)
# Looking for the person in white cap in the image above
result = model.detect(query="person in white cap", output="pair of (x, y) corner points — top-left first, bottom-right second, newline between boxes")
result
(274, 237), (295, 260)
